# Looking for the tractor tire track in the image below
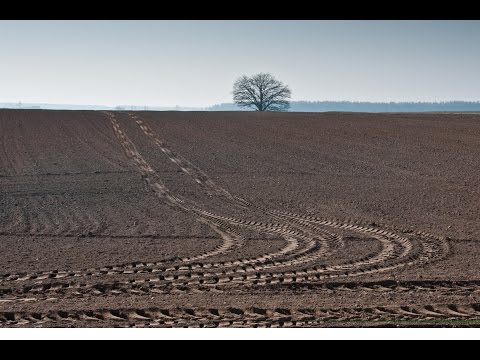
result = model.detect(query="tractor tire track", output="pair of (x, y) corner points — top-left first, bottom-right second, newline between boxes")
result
(0, 233), (444, 301)
(3, 279), (480, 304)
(0, 214), (445, 288)
(2, 303), (479, 327)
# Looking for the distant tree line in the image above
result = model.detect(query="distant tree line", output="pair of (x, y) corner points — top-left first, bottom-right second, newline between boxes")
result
(208, 101), (480, 112)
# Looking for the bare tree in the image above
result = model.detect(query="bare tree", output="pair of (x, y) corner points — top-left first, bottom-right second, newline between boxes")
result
(233, 73), (291, 111)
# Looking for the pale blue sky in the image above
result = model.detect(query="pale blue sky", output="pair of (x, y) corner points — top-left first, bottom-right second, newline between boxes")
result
(1, 20), (480, 107)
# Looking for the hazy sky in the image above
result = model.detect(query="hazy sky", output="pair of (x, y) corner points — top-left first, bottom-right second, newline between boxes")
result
(1, 20), (480, 107)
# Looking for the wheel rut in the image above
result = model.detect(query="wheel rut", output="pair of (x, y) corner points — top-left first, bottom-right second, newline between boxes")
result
(2, 303), (479, 327)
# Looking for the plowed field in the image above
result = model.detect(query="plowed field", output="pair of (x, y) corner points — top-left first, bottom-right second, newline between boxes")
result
(1, 110), (479, 327)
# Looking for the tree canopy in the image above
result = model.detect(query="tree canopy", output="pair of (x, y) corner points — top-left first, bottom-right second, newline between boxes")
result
(232, 73), (291, 111)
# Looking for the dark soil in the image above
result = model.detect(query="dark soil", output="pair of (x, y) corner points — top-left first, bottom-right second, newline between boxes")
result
(0, 109), (479, 327)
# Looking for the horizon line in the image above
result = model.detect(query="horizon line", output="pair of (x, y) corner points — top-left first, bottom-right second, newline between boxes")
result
(3, 99), (480, 109)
